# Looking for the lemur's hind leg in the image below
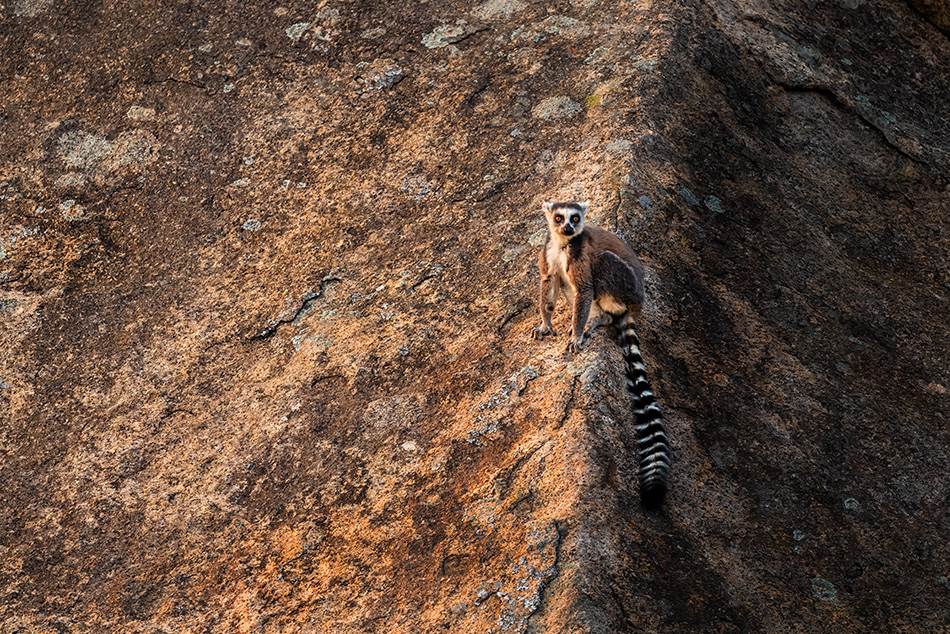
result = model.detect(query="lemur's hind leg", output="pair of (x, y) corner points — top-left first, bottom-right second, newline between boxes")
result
(584, 310), (615, 339)
(583, 292), (634, 341)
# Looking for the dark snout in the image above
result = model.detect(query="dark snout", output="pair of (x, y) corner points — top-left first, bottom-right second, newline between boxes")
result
(562, 224), (575, 236)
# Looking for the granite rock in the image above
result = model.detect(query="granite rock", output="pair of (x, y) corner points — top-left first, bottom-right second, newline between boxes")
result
(1, 0), (948, 632)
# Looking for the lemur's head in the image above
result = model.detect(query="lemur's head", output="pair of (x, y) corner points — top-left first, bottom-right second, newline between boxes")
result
(543, 201), (589, 240)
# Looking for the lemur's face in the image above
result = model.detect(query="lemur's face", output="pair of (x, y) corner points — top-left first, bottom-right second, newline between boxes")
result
(543, 201), (589, 239)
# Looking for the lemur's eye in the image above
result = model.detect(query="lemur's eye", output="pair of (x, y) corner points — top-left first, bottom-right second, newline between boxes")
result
(554, 215), (563, 223)
(571, 215), (580, 223)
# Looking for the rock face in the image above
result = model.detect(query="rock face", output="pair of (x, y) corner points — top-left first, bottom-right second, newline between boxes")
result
(908, 0), (950, 34)
(1, 0), (949, 632)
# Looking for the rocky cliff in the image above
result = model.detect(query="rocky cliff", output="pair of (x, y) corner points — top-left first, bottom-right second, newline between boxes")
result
(2, 0), (949, 632)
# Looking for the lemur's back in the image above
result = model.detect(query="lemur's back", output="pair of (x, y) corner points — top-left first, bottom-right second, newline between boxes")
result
(585, 224), (641, 271)
(585, 225), (646, 310)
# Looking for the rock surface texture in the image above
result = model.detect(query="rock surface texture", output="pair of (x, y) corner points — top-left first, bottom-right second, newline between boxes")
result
(2, 0), (949, 632)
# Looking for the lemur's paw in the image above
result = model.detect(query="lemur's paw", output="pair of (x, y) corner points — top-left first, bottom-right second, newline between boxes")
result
(566, 337), (584, 353)
(531, 326), (557, 340)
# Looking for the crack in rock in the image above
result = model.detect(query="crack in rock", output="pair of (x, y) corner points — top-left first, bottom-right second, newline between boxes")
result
(249, 274), (341, 341)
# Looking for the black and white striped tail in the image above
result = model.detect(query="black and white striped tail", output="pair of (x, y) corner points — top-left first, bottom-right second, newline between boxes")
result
(620, 314), (670, 508)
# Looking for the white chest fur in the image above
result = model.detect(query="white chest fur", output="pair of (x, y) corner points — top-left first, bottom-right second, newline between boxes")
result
(545, 239), (573, 290)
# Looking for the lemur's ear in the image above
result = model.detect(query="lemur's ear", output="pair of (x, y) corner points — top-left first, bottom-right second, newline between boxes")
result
(579, 200), (591, 213)
(542, 202), (554, 213)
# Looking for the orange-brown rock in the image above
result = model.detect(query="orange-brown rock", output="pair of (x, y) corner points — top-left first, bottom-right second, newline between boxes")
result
(1, 0), (949, 632)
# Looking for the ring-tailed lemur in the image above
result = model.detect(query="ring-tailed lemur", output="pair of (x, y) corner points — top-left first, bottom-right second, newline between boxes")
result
(531, 201), (670, 508)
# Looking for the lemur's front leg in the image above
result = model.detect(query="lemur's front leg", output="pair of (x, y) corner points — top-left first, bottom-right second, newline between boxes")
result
(531, 273), (560, 340)
(567, 286), (593, 353)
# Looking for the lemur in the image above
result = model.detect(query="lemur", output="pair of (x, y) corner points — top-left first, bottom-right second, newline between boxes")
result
(531, 201), (670, 508)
